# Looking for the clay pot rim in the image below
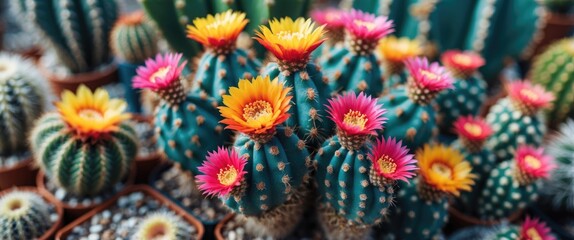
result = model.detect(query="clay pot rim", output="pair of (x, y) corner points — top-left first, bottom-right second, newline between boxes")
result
(55, 185), (205, 239)
(214, 213), (236, 240)
(0, 186), (64, 240)
(38, 60), (117, 84)
(448, 205), (523, 226)
(0, 157), (34, 173)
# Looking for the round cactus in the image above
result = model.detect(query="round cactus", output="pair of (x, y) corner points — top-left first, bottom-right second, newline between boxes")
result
(110, 11), (159, 64)
(30, 86), (137, 196)
(0, 53), (46, 157)
(131, 211), (192, 240)
(541, 119), (574, 211)
(0, 190), (52, 240)
(487, 217), (556, 240)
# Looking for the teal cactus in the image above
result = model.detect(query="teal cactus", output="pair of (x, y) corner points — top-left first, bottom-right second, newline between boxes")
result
(531, 38), (574, 128)
(485, 81), (552, 161)
(26, 0), (118, 73)
(486, 216), (556, 240)
(377, 36), (422, 90)
(0, 53), (46, 157)
(0, 190), (52, 240)
(320, 9), (393, 96)
(110, 11), (159, 64)
(541, 119), (574, 210)
(477, 145), (555, 220)
(132, 211), (192, 240)
(30, 86), (137, 196)
(435, 50), (487, 136)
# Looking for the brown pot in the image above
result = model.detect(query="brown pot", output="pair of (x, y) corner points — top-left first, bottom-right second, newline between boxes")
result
(530, 12), (574, 59)
(55, 185), (205, 240)
(447, 206), (523, 229)
(36, 164), (136, 223)
(0, 186), (64, 240)
(214, 213), (236, 240)
(39, 62), (119, 96)
(131, 114), (163, 184)
(0, 157), (38, 190)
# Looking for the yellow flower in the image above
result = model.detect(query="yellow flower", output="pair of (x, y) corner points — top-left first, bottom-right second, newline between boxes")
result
(186, 10), (248, 49)
(254, 17), (326, 62)
(416, 145), (476, 196)
(378, 36), (421, 63)
(219, 76), (292, 136)
(56, 85), (130, 138)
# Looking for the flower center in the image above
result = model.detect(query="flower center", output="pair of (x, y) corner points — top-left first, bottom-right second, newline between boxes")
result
(217, 165), (239, 186)
(150, 66), (171, 83)
(431, 162), (453, 179)
(147, 223), (168, 239)
(354, 20), (376, 31)
(277, 31), (305, 41)
(420, 70), (439, 81)
(463, 123), (482, 137)
(343, 110), (368, 130)
(453, 54), (472, 66)
(520, 89), (539, 101)
(243, 100), (273, 122)
(526, 227), (542, 240)
(78, 109), (104, 121)
(7, 200), (22, 211)
(377, 155), (397, 174)
(524, 155), (541, 170)
(326, 13), (339, 22)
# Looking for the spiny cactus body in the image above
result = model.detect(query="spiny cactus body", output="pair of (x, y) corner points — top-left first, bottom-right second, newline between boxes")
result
(541, 119), (574, 210)
(132, 211), (192, 240)
(0, 191), (52, 240)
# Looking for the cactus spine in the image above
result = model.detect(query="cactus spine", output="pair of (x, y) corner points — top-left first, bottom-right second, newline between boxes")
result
(132, 211), (192, 240)
(0, 190), (52, 240)
(541, 119), (574, 210)
(110, 11), (159, 64)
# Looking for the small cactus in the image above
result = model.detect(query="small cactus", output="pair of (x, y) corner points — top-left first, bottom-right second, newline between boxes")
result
(541, 119), (574, 210)
(30, 86), (138, 196)
(110, 11), (159, 64)
(487, 216), (556, 240)
(0, 190), (52, 240)
(377, 36), (422, 89)
(131, 211), (192, 240)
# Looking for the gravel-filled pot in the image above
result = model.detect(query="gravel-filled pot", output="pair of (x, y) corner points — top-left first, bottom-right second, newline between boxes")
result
(131, 114), (163, 184)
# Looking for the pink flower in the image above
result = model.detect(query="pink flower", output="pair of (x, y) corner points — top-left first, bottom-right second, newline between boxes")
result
(132, 53), (187, 90)
(520, 216), (556, 240)
(441, 50), (485, 73)
(325, 92), (387, 136)
(515, 145), (556, 180)
(368, 137), (418, 183)
(343, 9), (394, 41)
(311, 8), (346, 30)
(507, 81), (554, 111)
(453, 116), (493, 142)
(405, 57), (454, 92)
(196, 147), (248, 198)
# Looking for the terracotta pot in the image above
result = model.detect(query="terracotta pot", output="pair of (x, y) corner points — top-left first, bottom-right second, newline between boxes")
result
(214, 213), (235, 240)
(447, 206), (523, 229)
(0, 157), (38, 190)
(55, 185), (205, 240)
(36, 164), (136, 223)
(39, 62), (119, 96)
(132, 114), (163, 184)
(530, 12), (574, 60)
(0, 186), (64, 240)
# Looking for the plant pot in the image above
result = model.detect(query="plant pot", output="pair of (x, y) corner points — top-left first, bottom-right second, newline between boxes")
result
(447, 206), (523, 229)
(36, 164), (136, 223)
(40, 62), (119, 96)
(529, 12), (574, 60)
(131, 114), (163, 184)
(0, 186), (64, 240)
(118, 61), (143, 113)
(55, 185), (205, 240)
(214, 213), (235, 240)
(0, 157), (38, 190)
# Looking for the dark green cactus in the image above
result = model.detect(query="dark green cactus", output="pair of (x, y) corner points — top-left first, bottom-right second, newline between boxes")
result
(110, 11), (159, 64)
(0, 190), (52, 240)
(0, 54), (46, 157)
(132, 211), (192, 240)
(541, 119), (574, 210)
(27, 0), (119, 73)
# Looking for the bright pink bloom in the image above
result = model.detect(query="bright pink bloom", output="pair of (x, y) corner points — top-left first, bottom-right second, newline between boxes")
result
(311, 8), (346, 30)
(453, 116), (493, 142)
(507, 81), (554, 111)
(132, 53), (187, 90)
(520, 216), (556, 240)
(405, 57), (454, 92)
(343, 9), (394, 41)
(441, 50), (485, 73)
(326, 92), (387, 136)
(368, 137), (418, 183)
(196, 147), (248, 198)
(515, 145), (556, 180)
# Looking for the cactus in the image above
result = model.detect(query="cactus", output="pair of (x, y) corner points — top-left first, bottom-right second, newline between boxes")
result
(30, 86), (137, 196)
(531, 38), (574, 128)
(132, 211), (192, 240)
(377, 36), (422, 90)
(541, 119), (574, 210)
(378, 57), (453, 151)
(487, 216), (556, 240)
(320, 9), (393, 96)
(186, 10), (260, 104)
(0, 53), (46, 157)
(132, 53), (232, 176)
(258, 17), (334, 147)
(486, 81), (553, 161)
(26, 0), (118, 73)
(435, 51), (487, 136)
(340, 0), (419, 38)
(310, 8), (347, 61)
(197, 76), (310, 238)
(477, 145), (556, 220)
(314, 92), (417, 240)
(0, 190), (52, 240)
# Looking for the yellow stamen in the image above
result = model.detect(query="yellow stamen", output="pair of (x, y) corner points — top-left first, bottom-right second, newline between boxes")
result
(377, 155), (397, 174)
(243, 100), (273, 121)
(463, 123), (482, 137)
(453, 54), (472, 66)
(277, 31), (305, 41)
(524, 155), (541, 169)
(420, 70), (439, 81)
(78, 109), (104, 121)
(217, 165), (239, 186)
(150, 66), (171, 83)
(147, 224), (168, 239)
(526, 228), (542, 240)
(431, 162), (453, 179)
(343, 110), (368, 130)
(354, 20), (376, 31)
(520, 89), (539, 101)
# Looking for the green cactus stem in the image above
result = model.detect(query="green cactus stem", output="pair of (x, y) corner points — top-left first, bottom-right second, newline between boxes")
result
(0, 190), (52, 240)
(110, 11), (159, 64)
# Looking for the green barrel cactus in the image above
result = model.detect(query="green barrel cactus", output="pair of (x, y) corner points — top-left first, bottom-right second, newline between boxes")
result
(320, 9), (393, 96)
(477, 145), (556, 220)
(26, 0), (118, 73)
(0, 190), (52, 240)
(486, 81), (552, 162)
(30, 86), (138, 196)
(435, 50), (487, 136)
(541, 119), (574, 211)
(186, 10), (260, 104)
(531, 38), (574, 128)
(132, 53), (232, 176)
(378, 57), (453, 151)
(0, 53), (46, 157)
(132, 211), (192, 240)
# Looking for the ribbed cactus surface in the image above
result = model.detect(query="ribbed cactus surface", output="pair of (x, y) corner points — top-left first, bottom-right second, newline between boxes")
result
(110, 11), (159, 64)
(0, 191), (52, 240)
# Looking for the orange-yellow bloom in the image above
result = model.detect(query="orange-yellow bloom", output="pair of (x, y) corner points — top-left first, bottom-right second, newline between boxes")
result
(186, 10), (248, 49)
(378, 36), (421, 63)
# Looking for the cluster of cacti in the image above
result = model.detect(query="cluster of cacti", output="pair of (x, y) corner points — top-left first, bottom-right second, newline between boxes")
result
(486, 81), (553, 161)
(477, 145), (555, 220)
(132, 53), (232, 176)
(435, 50), (487, 137)
(132, 211), (192, 240)
(187, 10), (260, 104)
(487, 216), (556, 240)
(0, 53), (46, 158)
(23, 0), (118, 73)
(541, 119), (574, 211)
(0, 190), (52, 240)
(378, 57), (453, 151)
(531, 38), (574, 128)
(30, 86), (137, 196)
(377, 36), (422, 89)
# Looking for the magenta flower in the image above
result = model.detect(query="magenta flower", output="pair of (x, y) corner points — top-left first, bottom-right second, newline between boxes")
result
(405, 57), (454, 92)
(368, 137), (418, 184)
(441, 50), (485, 74)
(507, 81), (554, 111)
(453, 116), (493, 142)
(342, 9), (394, 42)
(132, 53), (187, 90)
(325, 92), (387, 136)
(515, 145), (556, 180)
(311, 8), (347, 30)
(196, 147), (248, 198)
(520, 216), (556, 240)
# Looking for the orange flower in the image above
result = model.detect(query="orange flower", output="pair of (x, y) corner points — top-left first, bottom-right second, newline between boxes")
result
(417, 145), (476, 196)
(186, 10), (248, 49)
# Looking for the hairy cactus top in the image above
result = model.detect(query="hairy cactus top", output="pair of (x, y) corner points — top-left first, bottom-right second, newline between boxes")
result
(186, 10), (248, 55)
(132, 53), (187, 106)
(507, 81), (555, 116)
(110, 11), (159, 64)
(132, 211), (192, 240)
(441, 50), (485, 79)
(404, 57), (454, 105)
(196, 147), (248, 199)
(454, 116), (493, 153)
(0, 190), (52, 240)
